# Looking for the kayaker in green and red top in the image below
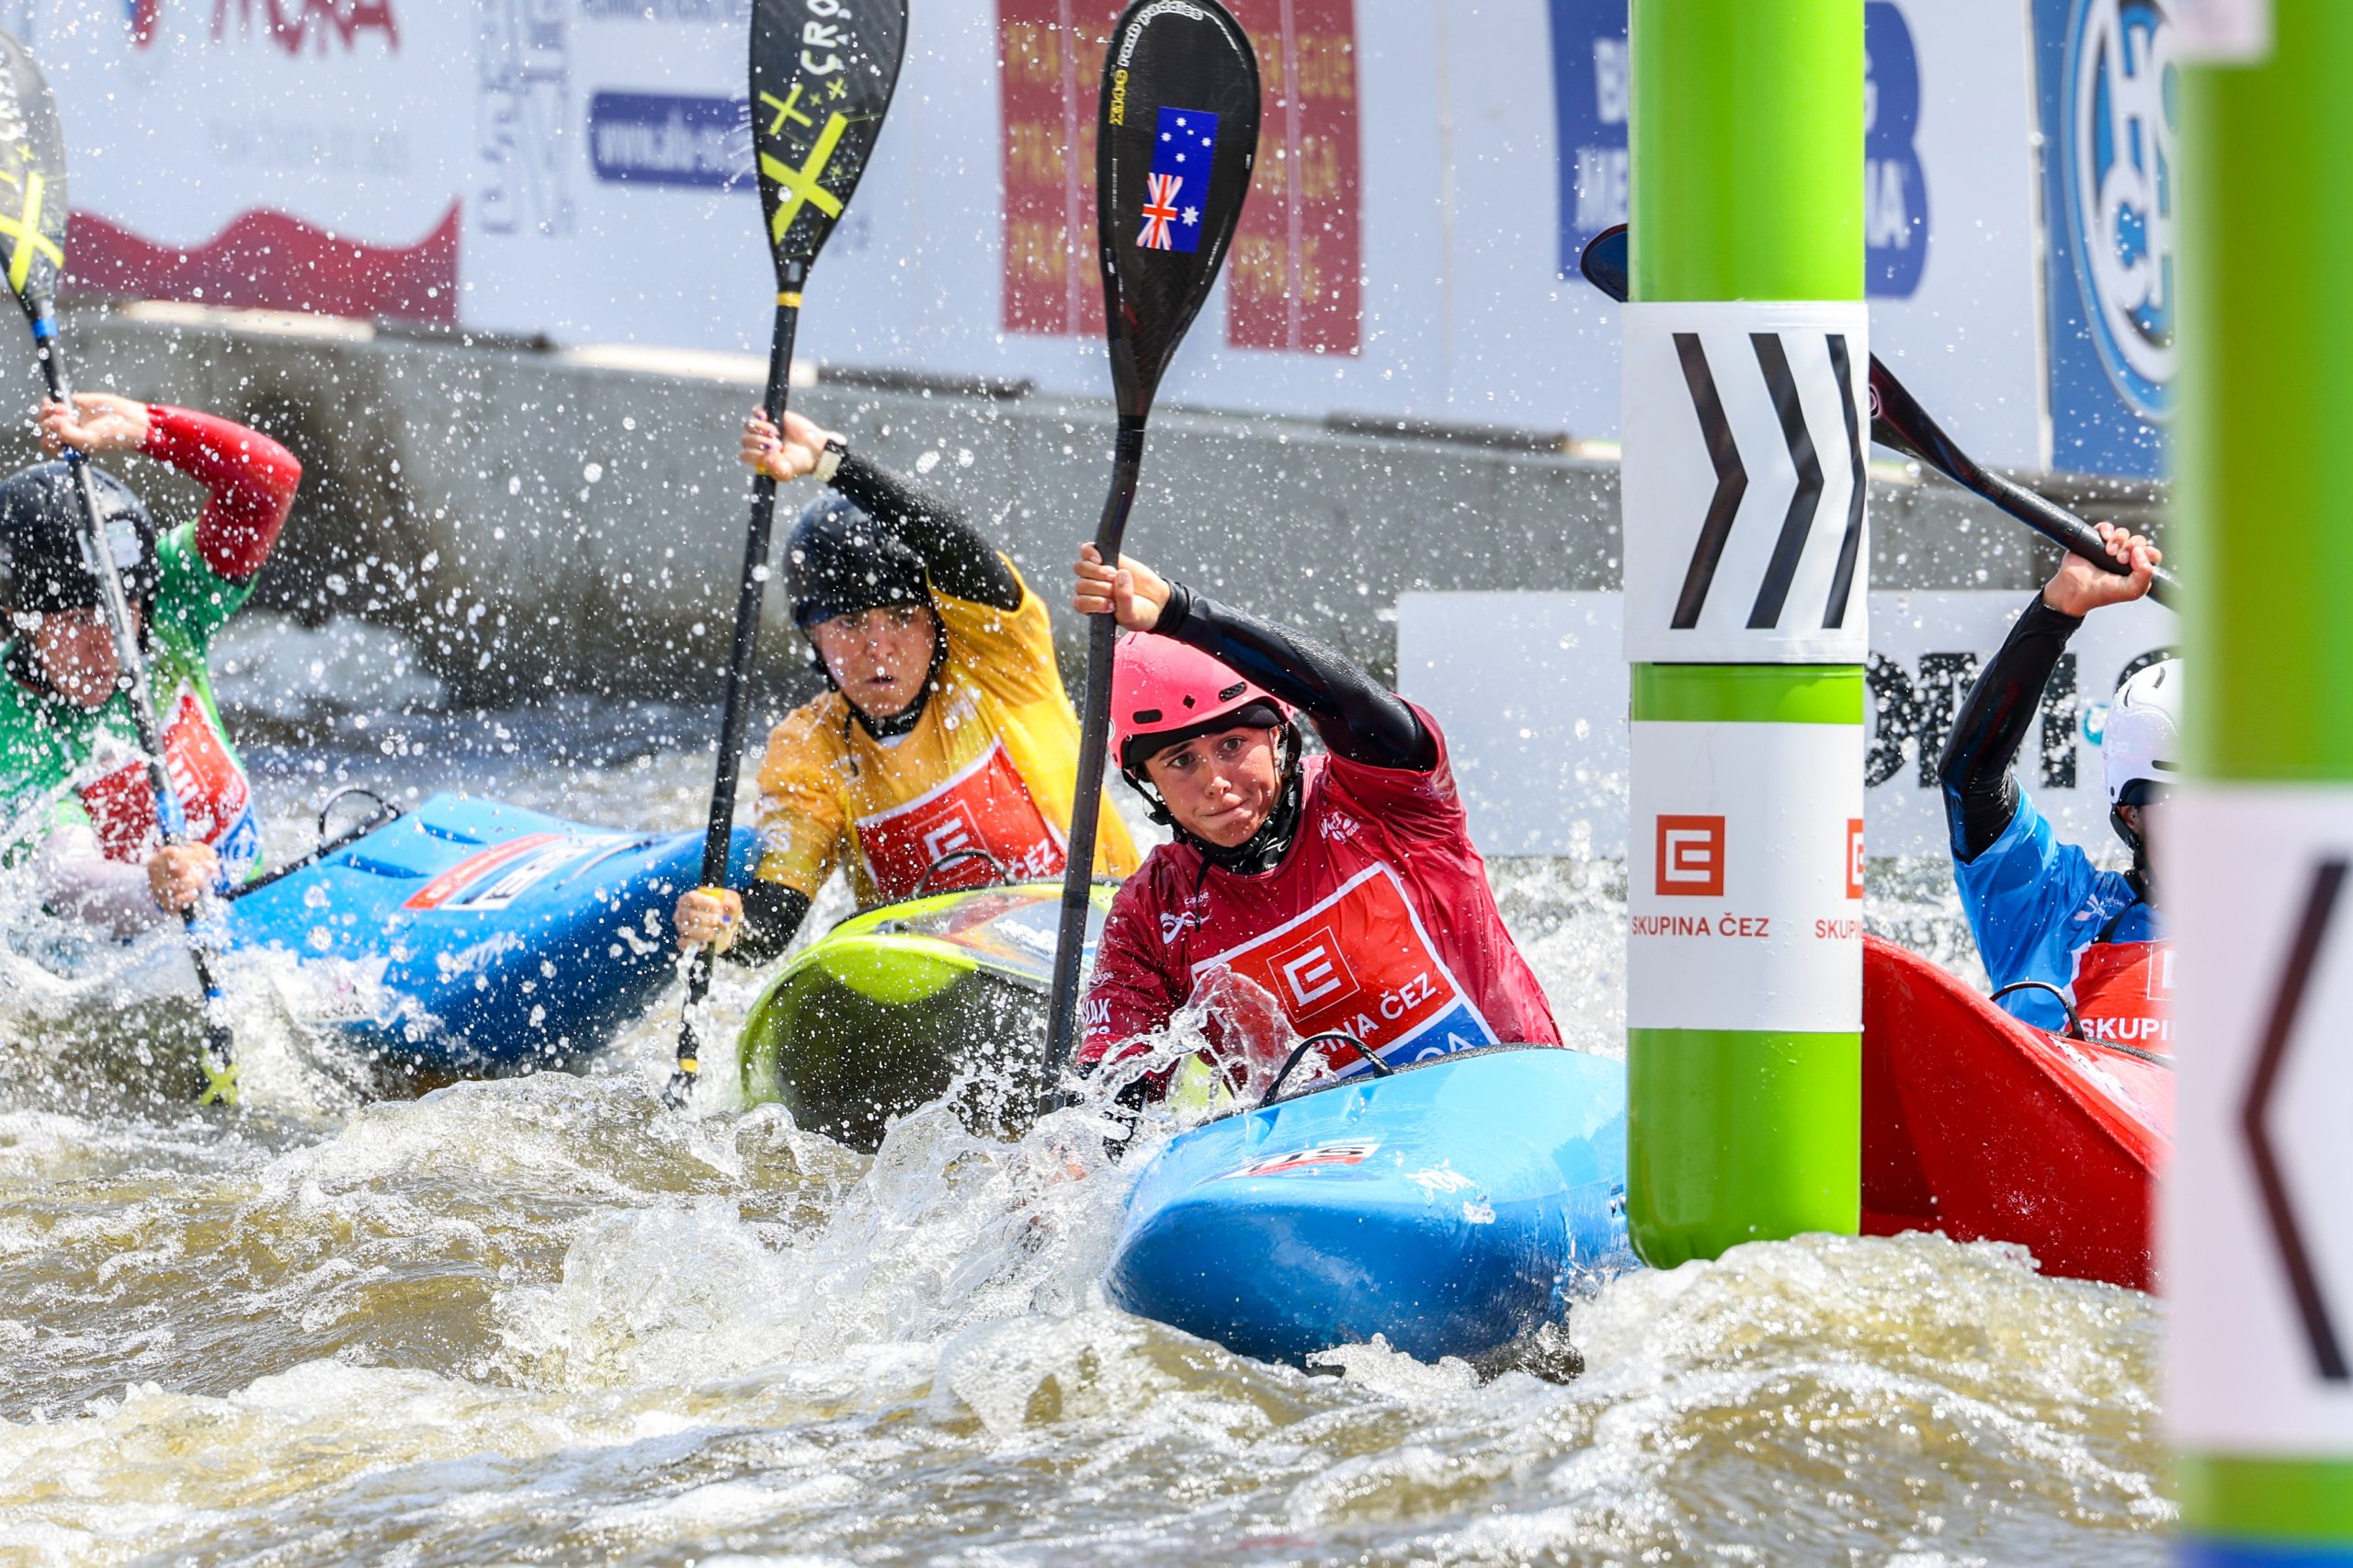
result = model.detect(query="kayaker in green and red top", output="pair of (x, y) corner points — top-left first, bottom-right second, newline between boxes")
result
(0, 393), (299, 935)
(1071, 544), (1560, 1105)
(1938, 521), (2173, 1048)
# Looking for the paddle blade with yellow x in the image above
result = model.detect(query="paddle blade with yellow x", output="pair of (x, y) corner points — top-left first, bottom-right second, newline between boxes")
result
(0, 29), (66, 315)
(749, 0), (905, 288)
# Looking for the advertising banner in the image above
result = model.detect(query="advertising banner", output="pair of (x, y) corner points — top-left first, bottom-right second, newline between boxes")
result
(1549, 0), (2043, 469)
(23, 0), (469, 322)
(1397, 588), (2179, 861)
(2029, 0), (2177, 478)
(14, 0), (2074, 473)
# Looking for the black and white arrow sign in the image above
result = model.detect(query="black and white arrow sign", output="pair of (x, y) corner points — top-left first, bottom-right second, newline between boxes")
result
(1622, 302), (1870, 664)
(2172, 790), (2353, 1448)
(2242, 858), (2349, 1381)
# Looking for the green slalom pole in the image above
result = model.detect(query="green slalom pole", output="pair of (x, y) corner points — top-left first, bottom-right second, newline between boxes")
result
(2170, 4), (2353, 1561)
(1620, 0), (1864, 1266)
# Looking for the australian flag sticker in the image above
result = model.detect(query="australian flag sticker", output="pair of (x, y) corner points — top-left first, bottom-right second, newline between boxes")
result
(1139, 106), (1217, 253)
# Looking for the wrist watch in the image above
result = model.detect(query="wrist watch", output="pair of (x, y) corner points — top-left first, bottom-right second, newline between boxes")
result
(813, 436), (848, 484)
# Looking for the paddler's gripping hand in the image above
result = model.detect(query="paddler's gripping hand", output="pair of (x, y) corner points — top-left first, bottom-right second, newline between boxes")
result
(146, 843), (220, 915)
(38, 392), (151, 459)
(1074, 543), (1172, 632)
(674, 887), (744, 954)
(2042, 521), (2162, 619)
(741, 408), (844, 485)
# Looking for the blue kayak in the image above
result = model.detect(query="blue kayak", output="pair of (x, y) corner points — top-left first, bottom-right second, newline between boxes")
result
(1105, 1044), (1632, 1369)
(218, 792), (756, 1074)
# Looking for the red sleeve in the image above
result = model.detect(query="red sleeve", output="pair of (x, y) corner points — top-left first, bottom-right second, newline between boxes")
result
(1321, 701), (1472, 843)
(1076, 872), (1185, 1074)
(141, 404), (301, 581)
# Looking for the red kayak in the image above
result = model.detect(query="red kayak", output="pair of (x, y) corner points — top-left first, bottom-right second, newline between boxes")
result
(1860, 934), (2170, 1292)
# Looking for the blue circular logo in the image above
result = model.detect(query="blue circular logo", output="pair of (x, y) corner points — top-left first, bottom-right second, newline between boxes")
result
(2063, 0), (2179, 422)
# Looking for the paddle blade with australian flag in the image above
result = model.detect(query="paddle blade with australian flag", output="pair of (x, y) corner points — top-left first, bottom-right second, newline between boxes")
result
(748, 0), (906, 284)
(0, 28), (68, 317)
(1096, 0), (1258, 420)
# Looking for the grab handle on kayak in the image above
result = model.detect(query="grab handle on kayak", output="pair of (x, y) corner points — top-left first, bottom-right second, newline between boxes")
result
(914, 847), (1012, 899)
(318, 787), (400, 845)
(221, 789), (405, 905)
(1261, 1031), (1394, 1108)
(1988, 980), (2085, 1041)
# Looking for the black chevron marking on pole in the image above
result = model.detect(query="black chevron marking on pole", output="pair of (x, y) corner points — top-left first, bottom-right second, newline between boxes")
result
(2242, 857), (2349, 1381)
(1821, 334), (1866, 630)
(1747, 333), (1824, 630)
(1671, 332), (1746, 629)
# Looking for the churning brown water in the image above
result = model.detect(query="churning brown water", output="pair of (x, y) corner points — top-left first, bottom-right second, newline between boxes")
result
(0, 672), (2169, 1566)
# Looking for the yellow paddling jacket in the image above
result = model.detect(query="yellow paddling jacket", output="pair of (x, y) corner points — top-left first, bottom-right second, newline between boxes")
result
(751, 567), (1139, 907)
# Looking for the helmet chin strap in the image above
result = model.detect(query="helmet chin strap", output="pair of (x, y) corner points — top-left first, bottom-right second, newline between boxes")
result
(2110, 803), (2156, 903)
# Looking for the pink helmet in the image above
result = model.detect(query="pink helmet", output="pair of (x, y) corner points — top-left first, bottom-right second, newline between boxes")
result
(1111, 634), (1288, 777)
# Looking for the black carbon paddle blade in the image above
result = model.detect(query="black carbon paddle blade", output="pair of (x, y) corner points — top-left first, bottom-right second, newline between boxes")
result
(1578, 222), (1629, 304)
(0, 29), (68, 316)
(1096, 0), (1259, 420)
(749, 0), (906, 284)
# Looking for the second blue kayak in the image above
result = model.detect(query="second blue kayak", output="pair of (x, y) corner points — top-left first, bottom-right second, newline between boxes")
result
(220, 792), (756, 1074)
(1105, 1044), (1632, 1369)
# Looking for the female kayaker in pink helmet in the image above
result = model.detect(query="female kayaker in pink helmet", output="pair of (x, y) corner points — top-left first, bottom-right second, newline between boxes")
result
(1071, 544), (1560, 1101)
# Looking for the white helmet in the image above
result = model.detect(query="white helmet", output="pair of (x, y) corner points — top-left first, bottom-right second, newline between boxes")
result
(2103, 657), (2182, 810)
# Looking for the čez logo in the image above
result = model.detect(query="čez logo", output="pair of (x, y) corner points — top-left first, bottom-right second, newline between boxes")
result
(1268, 925), (1354, 1010)
(1654, 814), (1725, 899)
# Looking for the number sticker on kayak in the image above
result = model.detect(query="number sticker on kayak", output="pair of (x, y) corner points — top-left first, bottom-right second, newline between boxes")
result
(403, 833), (637, 912)
(1218, 1140), (1381, 1180)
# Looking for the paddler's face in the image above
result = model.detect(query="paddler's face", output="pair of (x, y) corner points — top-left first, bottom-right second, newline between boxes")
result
(809, 604), (938, 719)
(26, 607), (124, 710)
(1145, 724), (1283, 848)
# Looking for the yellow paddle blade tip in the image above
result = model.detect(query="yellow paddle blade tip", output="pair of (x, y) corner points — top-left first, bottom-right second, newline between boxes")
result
(198, 1059), (241, 1108)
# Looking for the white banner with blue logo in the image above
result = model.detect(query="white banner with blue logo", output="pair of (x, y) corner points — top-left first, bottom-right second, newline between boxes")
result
(1, 0), (2143, 478)
(1549, 0), (2045, 471)
(2029, 0), (2178, 479)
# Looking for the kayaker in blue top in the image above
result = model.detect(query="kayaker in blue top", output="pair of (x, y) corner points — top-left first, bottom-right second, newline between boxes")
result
(1938, 521), (2174, 1048)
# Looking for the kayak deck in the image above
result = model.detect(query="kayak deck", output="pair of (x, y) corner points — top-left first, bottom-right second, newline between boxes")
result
(1860, 933), (2169, 1291)
(1106, 1044), (1631, 1369)
(738, 881), (1109, 1150)
(221, 793), (756, 1074)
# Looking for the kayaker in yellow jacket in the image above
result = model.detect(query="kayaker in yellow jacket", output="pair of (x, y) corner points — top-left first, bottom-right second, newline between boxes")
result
(673, 410), (1139, 961)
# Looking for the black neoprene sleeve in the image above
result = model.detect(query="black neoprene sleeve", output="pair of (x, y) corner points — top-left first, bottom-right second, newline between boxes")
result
(831, 451), (1023, 611)
(724, 881), (813, 967)
(1155, 582), (1434, 771)
(1938, 593), (2083, 861)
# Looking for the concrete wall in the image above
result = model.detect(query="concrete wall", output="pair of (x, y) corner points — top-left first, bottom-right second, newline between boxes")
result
(1, 300), (2167, 710)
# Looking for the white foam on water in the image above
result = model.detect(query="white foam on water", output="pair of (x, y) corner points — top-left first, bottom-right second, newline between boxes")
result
(0, 717), (2164, 1565)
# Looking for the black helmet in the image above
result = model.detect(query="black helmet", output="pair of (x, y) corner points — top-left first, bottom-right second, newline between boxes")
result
(0, 461), (158, 616)
(783, 494), (929, 631)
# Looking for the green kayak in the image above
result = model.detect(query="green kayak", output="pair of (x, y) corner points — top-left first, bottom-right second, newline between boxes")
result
(737, 881), (1116, 1151)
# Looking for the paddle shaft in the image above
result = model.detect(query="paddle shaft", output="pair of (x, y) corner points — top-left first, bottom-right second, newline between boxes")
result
(30, 311), (236, 1091)
(1041, 415), (1147, 1100)
(1866, 363), (2179, 608)
(672, 267), (804, 1099)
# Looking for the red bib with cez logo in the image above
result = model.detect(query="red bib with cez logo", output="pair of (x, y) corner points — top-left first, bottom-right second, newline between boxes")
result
(2069, 938), (2172, 1050)
(854, 740), (1065, 903)
(1188, 862), (1496, 1067)
(79, 687), (253, 862)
